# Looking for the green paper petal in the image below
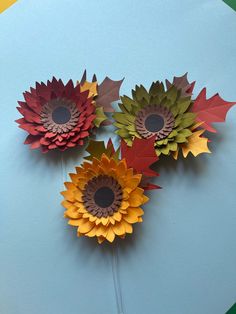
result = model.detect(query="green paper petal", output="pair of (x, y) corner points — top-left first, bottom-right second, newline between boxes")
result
(149, 82), (165, 96)
(175, 134), (188, 143)
(113, 112), (129, 125)
(177, 98), (192, 114)
(178, 128), (192, 138)
(94, 107), (107, 127)
(116, 128), (130, 138)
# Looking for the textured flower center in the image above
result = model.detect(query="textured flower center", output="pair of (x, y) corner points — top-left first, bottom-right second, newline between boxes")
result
(144, 114), (165, 132)
(83, 175), (123, 218)
(40, 98), (80, 134)
(51, 106), (71, 124)
(94, 187), (115, 208)
(135, 105), (175, 141)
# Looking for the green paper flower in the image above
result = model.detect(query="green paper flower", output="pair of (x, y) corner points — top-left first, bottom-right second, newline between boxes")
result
(113, 81), (196, 157)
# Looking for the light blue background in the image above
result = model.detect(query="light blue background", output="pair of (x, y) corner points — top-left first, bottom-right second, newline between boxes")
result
(0, 1), (236, 313)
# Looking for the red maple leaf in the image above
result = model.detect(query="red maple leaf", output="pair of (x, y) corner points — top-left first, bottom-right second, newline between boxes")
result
(107, 138), (115, 154)
(191, 88), (236, 133)
(141, 177), (161, 190)
(121, 137), (159, 178)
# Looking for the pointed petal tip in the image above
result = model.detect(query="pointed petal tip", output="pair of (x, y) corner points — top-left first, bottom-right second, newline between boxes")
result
(81, 70), (87, 84)
(92, 74), (97, 82)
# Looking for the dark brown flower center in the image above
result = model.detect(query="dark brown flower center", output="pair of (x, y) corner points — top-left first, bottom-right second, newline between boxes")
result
(83, 175), (123, 218)
(51, 106), (71, 124)
(94, 186), (115, 208)
(40, 98), (80, 134)
(144, 114), (165, 132)
(135, 105), (175, 141)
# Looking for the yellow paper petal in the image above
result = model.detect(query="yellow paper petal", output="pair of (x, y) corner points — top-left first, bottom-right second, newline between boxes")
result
(78, 219), (94, 234)
(112, 222), (126, 235)
(64, 209), (81, 219)
(61, 200), (74, 210)
(82, 212), (91, 219)
(69, 173), (79, 185)
(116, 159), (127, 176)
(106, 227), (115, 242)
(120, 201), (129, 210)
(122, 221), (133, 234)
(74, 190), (83, 202)
(122, 189), (130, 200)
(128, 187), (145, 207)
(96, 225), (108, 237)
(97, 236), (105, 244)
(113, 212), (122, 222)
(132, 207), (144, 216)
(95, 218), (103, 225)
(142, 195), (149, 204)
(77, 179), (88, 190)
(86, 226), (98, 237)
(123, 209), (140, 223)
(61, 190), (75, 202)
(74, 202), (87, 213)
(100, 153), (111, 172)
(101, 217), (109, 226)
(108, 217), (116, 225)
(124, 174), (142, 190)
(68, 219), (80, 226)
(64, 182), (77, 191)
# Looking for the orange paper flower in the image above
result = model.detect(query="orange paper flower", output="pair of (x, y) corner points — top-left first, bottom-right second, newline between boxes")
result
(60, 137), (158, 244)
(61, 153), (149, 243)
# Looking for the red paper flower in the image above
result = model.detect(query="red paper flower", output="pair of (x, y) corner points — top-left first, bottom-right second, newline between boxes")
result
(16, 78), (98, 152)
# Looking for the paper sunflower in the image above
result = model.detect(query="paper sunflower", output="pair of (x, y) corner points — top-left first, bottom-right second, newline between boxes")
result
(16, 71), (123, 152)
(61, 138), (159, 243)
(113, 73), (236, 159)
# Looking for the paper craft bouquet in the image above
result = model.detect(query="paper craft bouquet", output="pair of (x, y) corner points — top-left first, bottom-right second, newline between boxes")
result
(15, 72), (235, 244)
(113, 74), (235, 159)
(61, 138), (159, 243)
(16, 71), (123, 152)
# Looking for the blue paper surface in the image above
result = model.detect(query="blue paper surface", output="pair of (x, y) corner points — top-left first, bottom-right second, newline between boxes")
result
(0, 1), (236, 313)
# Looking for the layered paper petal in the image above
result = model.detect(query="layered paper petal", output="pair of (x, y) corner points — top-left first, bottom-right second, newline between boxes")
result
(61, 146), (150, 243)
(16, 73), (114, 152)
(16, 77), (98, 152)
(113, 74), (235, 159)
(113, 78), (196, 158)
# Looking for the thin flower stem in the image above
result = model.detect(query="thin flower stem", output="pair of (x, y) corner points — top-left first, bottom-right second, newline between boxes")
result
(61, 153), (67, 183)
(61, 153), (124, 313)
(112, 246), (124, 314)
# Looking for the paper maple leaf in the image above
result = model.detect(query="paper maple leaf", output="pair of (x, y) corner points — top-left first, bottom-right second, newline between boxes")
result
(121, 136), (159, 177)
(85, 139), (119, 161)
(166, 73), (195, 97)
(96, 77), (124, 113)
(191, 88), (236, 133)
(181, 129), (211, 157)
(78, 70), (98, 98)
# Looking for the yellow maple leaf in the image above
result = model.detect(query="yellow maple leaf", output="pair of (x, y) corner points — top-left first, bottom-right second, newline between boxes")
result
(78, 80), (97, 98)
(181, 129), (211, 157)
